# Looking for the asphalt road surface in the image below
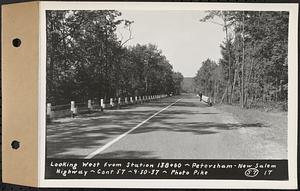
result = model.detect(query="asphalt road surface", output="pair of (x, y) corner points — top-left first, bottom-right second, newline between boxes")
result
(47, 94), (287, 159)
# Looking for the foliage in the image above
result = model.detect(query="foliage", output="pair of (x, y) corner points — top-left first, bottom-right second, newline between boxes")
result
(46, 10), (183, 105)
(193, 59), (217, 96)
(195, 11), (289, 109)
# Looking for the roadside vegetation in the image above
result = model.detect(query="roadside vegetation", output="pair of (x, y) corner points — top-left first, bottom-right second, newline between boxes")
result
(193, 11), (289, 111)
(216, 104), (287, 149)
(46, 10), (183, 105)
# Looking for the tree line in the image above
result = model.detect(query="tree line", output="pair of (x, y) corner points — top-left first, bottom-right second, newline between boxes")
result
(46, 10), (183, 105)
(193, 11), (288, 110)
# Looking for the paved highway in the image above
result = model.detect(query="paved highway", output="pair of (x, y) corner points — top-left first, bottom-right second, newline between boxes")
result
(47, 94), (286, 159)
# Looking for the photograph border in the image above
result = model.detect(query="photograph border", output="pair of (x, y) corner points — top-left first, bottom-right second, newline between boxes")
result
(38, 1), (298, 189)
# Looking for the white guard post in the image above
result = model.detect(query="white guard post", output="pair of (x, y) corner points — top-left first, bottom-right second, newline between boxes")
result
(101, 99), (105, 109)
(110, 98), (113, 107)
(88, 99), (92, 109)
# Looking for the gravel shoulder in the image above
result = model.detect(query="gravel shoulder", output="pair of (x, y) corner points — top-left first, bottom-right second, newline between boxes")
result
(215, 104), (288, 158)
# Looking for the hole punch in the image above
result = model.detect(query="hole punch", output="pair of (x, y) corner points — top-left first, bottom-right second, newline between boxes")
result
(11, 140), (20, 149)
(12, 38), (21, 47)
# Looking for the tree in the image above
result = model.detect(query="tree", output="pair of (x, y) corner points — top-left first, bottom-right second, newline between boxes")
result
(46, 11), (183, 105)
(193, 59), (218, 98)
(198, 11), (289, 110)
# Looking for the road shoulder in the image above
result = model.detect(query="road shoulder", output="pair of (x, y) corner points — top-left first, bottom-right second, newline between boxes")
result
(214, 104), (287, 159)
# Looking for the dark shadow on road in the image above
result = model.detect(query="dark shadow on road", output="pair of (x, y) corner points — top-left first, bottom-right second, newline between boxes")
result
(47, 134), (109, 158)
(46, 99), (183, 158)
(131, 122), (265, 136)
(174, 101), (207, 107)
(94, 150), (158, 159)
(46, 95), (266, 158)
(197, 112), (219, 115)
(116, 101), (172, 110)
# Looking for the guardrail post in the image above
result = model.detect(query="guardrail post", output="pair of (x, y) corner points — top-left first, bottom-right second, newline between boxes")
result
(46, 103), (52, 120)
(88, 99), (92, 109)
(130, 97), (133, 103)
(101, 99), (105, 109)
(110, 98), (113, 107)
(117, 97), (121, 109)
(46, 103), (51, 115)
(71, 101), (77, 117)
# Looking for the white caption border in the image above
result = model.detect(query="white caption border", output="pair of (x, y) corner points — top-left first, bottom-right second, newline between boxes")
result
(38, 1), (298, 189)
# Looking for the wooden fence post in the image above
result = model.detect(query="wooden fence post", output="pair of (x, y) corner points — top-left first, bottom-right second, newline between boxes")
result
(88, 99), (92, 109)
(110, 98), (114, 107)
(46, 103), (52, 119)
(101, 99), (105, 109)
(71, 101), (76, 117)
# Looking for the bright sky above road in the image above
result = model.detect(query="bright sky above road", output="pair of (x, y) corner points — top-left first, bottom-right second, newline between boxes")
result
(118, 11), (225, 77)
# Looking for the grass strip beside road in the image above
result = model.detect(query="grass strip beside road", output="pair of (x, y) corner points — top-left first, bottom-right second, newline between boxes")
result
(215, 104), (287, 148)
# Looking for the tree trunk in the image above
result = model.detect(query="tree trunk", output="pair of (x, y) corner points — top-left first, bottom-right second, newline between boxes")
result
(244, 92), (248, 108)
(220, 88), (227, 104)
(214, 80), (217, 104)
(231, 66), (238, 104)
(224, 20), (232, 104)
(241, 11), (245, 108)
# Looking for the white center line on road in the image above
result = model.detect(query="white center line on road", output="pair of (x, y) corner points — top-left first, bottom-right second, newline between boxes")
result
(85, 98), (182, 159)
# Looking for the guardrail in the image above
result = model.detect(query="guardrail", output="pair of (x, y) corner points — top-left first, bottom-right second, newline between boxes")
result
(46, 94), (168, 120)
(201, 95), (212, 106)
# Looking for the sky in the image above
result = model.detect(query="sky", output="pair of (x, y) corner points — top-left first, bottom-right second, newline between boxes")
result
(118, 11), (225, 77)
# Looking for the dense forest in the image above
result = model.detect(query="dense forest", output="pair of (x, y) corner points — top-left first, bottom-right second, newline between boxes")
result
(46, 10), (183, 105)
(193, 11), (289, 110)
